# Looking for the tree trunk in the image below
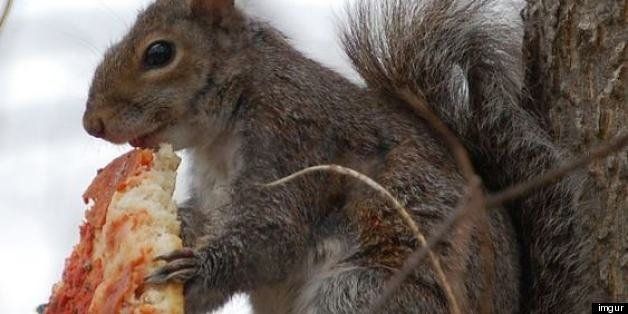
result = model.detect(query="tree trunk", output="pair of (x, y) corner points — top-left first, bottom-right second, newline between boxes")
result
(523, 0), (627, 301)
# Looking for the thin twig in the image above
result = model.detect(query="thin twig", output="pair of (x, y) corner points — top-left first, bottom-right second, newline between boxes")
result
(264, 165), (461, 314)
(383, 87), (485, 313)
(487, 132), (628, 207)
(368, 177), (484, 313)
(0, 0), (13, 33)
(399, 88), (478, 181)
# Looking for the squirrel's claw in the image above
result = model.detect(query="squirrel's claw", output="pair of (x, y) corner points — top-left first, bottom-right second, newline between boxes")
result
(155, 247), (196, 262)
(145, 248), (200, 284)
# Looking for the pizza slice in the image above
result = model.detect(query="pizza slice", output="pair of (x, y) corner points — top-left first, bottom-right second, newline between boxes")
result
(45, 145), (184, 314)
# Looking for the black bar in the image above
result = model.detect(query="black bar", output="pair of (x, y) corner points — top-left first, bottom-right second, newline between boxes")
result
(592, 303), (628, 314)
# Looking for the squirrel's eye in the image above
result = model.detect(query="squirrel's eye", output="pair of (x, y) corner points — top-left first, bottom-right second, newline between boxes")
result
(144, 40), (175, 69)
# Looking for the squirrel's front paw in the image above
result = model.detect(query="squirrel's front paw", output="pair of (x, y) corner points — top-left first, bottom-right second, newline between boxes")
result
(145, 248), (202, 284)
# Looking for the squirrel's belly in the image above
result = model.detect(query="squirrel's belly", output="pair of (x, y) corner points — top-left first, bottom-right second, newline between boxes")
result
(185, 133), (243, 245)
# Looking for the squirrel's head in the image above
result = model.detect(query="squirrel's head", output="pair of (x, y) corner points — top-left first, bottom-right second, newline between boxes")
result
(83, 0), (248, 149)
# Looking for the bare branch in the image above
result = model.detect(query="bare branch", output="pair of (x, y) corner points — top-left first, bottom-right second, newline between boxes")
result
(398, 88), (478, 181)
(368, 177), (484, 314)
(264, 165), (461, 314)
(0, 0), (13, 33)
(487, 132), (628, 207)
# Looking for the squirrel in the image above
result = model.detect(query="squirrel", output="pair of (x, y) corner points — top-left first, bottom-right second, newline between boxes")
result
(82, 0), (597, 313)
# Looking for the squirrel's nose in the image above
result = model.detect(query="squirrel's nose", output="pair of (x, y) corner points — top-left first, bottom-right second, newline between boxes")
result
(83, 113), (106, 138)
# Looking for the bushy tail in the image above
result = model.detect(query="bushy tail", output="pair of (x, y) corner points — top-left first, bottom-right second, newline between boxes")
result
(342, 0), (596, 312)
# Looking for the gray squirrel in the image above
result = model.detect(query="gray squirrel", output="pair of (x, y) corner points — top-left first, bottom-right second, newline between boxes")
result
(82, 0), (596, 312)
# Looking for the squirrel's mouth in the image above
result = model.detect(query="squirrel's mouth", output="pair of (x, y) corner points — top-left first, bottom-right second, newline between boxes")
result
(129, 125), (168, 148)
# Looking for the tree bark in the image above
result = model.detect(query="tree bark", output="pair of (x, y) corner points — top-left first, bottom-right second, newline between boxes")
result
(524, 0), (627, 301)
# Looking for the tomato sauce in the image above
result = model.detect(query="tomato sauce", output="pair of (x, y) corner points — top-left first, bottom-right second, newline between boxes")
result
(45, 149), (153, 314)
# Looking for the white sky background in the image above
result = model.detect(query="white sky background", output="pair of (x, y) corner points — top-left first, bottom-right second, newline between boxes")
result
(0, 0), (354, 313)
(0, 0), (521, 313)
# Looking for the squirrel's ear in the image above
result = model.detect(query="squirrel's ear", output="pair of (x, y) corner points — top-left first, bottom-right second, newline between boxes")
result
(187, 0), (235, 22)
